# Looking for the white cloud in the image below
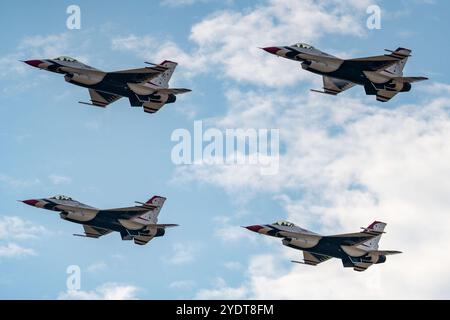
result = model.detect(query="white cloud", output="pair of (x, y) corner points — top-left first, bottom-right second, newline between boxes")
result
(58, 283), (139, 300)
(111, 34), (153, 54)
(166, 242), (198, 265)
(196, 277), (248, 299)
(161, 0), (210, 7)
(419, 82), (450, 95)
(213, 216), (258, 243)
(187, 82), (450, 299)
(0, 32), (91, 86)
(48, 174), (72, 185)
(112, 0), (370, 86)
(111, 35), (200, 79)
(0, 243), (36, 258)
(18, 34), (71, 59)
(0, 33), (70, 81)
(86, 261), (107, 273)
(0, 216), (46, 240)
(0, 54), (28, 78)
(0, 174), (40, 189)
(195, 250), (449, 299)
(0, 216), (46, 258)
(169, 280), (196, 289)
(224, 261), (243, 271)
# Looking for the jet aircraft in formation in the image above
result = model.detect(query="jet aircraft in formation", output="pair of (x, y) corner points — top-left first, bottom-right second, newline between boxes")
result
(21, 195), (177, 245)
(262, 43), (427, 102)
(245, 220), (401, 271)
(20, 46), (407, 269)
(23, 57), (190, 114)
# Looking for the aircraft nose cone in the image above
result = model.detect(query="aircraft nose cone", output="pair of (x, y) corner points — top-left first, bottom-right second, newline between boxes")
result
(244, 225), (264, 233)
(261, 47), (280, 55)
(23, 60), (43, 68)
(21, 199), (39, 206)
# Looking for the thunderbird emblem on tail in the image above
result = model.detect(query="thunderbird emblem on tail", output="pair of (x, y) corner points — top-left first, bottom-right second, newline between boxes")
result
(262, 43), (427, 102)
(21, 195), (177, 245)
(23, 57), (191, 114)
(245, 220), (401, 271)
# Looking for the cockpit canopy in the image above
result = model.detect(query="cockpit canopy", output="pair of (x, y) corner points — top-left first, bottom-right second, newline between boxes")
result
(273, 220), (295, 227)
(50, 195), (73, 201)
(291, 43), (314, 50)
(54, 56), (77, 62)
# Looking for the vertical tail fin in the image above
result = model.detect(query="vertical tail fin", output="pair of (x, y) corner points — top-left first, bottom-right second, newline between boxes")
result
(148, 61), (177, 88)
(358, 221), (386, 250)
(385, 47), (411, 76)
(138, 196), (166, 224)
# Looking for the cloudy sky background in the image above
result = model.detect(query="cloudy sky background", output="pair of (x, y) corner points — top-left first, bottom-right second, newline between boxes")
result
(1, 0), (450, 299)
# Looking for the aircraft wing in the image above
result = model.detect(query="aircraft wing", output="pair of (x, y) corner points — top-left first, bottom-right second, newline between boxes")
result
(79, 89), (122, 107)
(106, 65), (168, 84)
(153, 224), (179, 228)
(344, 56), (399, 71)
(58, 66), (106, 77)
(100, 206), (153, 219)
(311, 76), (355, 95)
(53, 204), (98, 214)
(75, 225), (112, 238)
(392, 76), (428, 83)
(325, 231), (380, 246)
(153, 88), (192, 95)
(344, 48), (412, 72)
(368, 250), (402, 256)
(295, 252), (333, 266)
(297, 52), (342, 64)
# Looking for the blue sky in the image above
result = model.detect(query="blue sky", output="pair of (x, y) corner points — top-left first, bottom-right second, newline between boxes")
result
(1, 0), (450, 299)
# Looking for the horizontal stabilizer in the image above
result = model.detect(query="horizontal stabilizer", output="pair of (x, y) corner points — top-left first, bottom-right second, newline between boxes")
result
(291, 260), (316, 266)
(310, 89), (337, 96)
(78, 101), (108, 108)
(152, 224), (179, 228)
(114, 65), (167, 74)
(392, 76), (429, 83)
(144, 61), (169, 69)
(156, 88), (192, 95)
(73, 234), (94, 238)
(134, 201), (158, 208)
(369, 250), (402, 256)
(384, 47), (412, 58)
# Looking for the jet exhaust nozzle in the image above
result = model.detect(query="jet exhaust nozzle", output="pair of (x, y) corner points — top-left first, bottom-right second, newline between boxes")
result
(155, 228), (166, 237)
(376, 255), (386, 264)
(167, 94), (176, 104)
(401, 82), (412, 92)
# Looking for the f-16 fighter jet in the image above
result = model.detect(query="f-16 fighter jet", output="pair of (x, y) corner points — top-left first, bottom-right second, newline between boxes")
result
(23, 57), (191, 114)
(245, 220), (401, 271)
(21, 195), (177, 245)
(262, 43), (428, 102)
